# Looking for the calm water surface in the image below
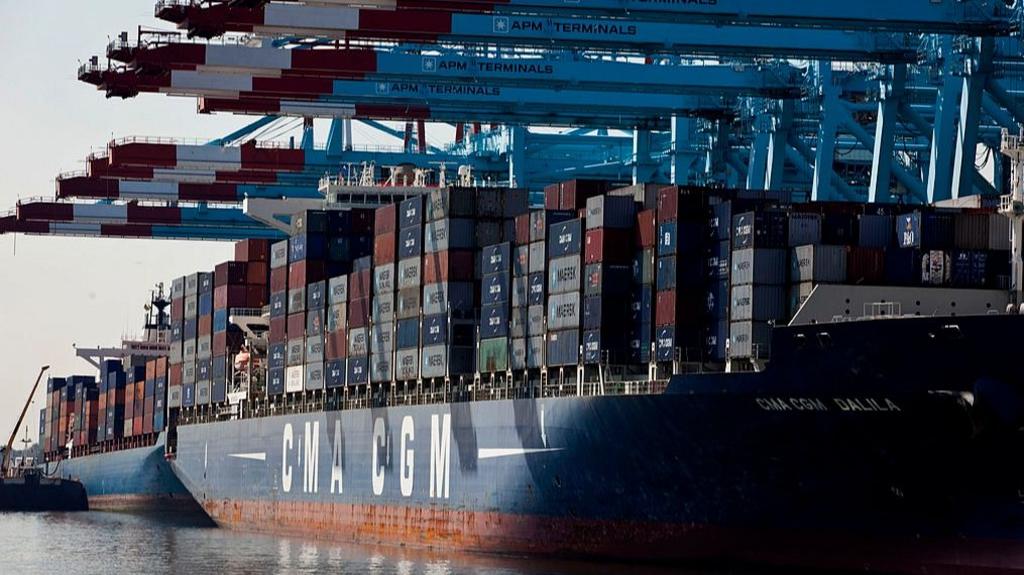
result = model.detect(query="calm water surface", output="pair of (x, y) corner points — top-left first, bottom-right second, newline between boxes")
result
(0, 511), (802, 575)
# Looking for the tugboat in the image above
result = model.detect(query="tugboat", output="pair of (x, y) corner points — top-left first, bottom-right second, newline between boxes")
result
(0, 366), (87, 512)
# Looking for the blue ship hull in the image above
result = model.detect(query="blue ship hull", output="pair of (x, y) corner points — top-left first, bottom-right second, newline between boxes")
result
(57, 433), (200, 512)
(170, 315), (1024, 572)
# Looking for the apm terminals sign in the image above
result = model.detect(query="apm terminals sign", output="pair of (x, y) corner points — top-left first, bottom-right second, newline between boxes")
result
(279, 414), (452, 499)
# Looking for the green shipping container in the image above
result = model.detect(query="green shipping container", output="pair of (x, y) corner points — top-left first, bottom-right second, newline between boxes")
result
(479, 338), (509, 373)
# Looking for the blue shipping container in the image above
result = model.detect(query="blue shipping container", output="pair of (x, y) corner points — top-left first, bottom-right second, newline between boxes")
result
(546, 219), (583, 257)
(733, 211), (788, 249)
(655, 326), (676, 362)
(396, 318), (419, 350)
(481, 242), (512, 275)
(307, 281), (326, 310)
(213, 308), (228, 333)
(482, 272), (510, 306)
(479, 304), (510, 339)
(270, 292), (287, 318)
(347, 357), (369, 386)
(325, 359), (346, 388)
(267, 368), (285, 395)
(399, 226), (422, 259)
(400, 196), (424, 229)
(198, 292), (213, 316)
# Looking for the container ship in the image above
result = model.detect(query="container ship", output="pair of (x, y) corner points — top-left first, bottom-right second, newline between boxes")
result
(146, 182), (1024, 573)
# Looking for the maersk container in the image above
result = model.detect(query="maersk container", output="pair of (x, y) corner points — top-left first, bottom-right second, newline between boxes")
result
(347, 356), (369, 386)
(184, 294), (198, 319)
(482, 242), (512, 275)
(655, 256), (703, 292)
(185, 273), (200, 296)
(396, 288), (421, 320)
(789, 282), (815, 315)
(182, 363), (197, 385)
(897, 211), (954, 250)
(632, 249), (655, 285)
(395, 349), (419, 380)
(510, 306), (529, 338)
(196, 381), (212, 406)
(788, 213), (823, 247)
(424, 218), (476, 253)
(480, 304), (510, 339)
(371, 323), (395, 355)
(729, 321), (773, 359)
(705, 241), (730, 282)
(371, 353), (394, 383)
(171, 277), (186, 300)
(548, 255), (582, 295)
(397, 258), (421, 291)
(527, 336), (545, 368)
(586, 195), (636, 230)
(733, 211), (788, 249)
(423, 282), (475, 316)
(372, 295), (396, 324)
(348, 327), (369, 357)
(656, 221), (702, 257)
(327, 304), (347, 333)
(374, 264), (396, 295)
(288, 287), (306, 315)
(547, 219), (583, 257)
(529, 241), (546, 273)
(426, 188), (476, 221)
(168, 385), (183, 409)
(731, 285), (787, 322)
(420, 345), (474, 379)
(285, 366), (304, 393)
(400, 195), (424, 229)
(305, 336), (325, 364)
(196, 336), (213, 360)
(546, 329), (581, 367)
(858, 214), (893, 248)
(482, 272), (510, 306)
(479, 338), (509, 372)
(183, 339), (197, 361)
(529, 209), (575, 243)
(285, 338), (304, 367)
(791, 245), (848, 284)
(399, 226), (422, 260)
(525, 304), (544, 337)
(328, 275), (348, 305)
(307, 307), (326, 337)
(512, 276), (529, 308)
(548, 292), (581, 331)
(511, 338), (527, 370)
(731, 248), (788, 286)
(325, 360), (345, 389)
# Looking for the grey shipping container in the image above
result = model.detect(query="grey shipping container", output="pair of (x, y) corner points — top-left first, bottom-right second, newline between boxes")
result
(270, 240), (289, 269)
(374, 264), (396, 294)
(184, 295), (198, 318)
(730, 285), (787, 322)
(396, 288), (421, 320)
(548, 255), (582, 295)
(167, 385), (182, 409)
(421, 345), (475, 379)
(305, 361), (325, 391)
(348, 328), (369, 357)
(422, 282), (475, 316)
(954, 212), (1010, 251)
(196, 336), (212, 360)
(586, 195), (636, 230)
(527, 336), (545, 368)
(791, 244), (847, 284)
(511, 338), (527, 370)
(426, 188), (476, 221)
(182, 362), (197, 385)
(510, 306), (529, 338)
(397, 258), (422, 290)
(395, 349), (419, 380)
(511, 276), (529, 308)
(372, 294), (396, 324)
(788, 213), (823, 247)
(731, 248), (788, 286)
(327, 304), (347, 332)
(328, 275), (348, 304)
(527, 305), (545, 337)
(789, 282), (815, 315)
(288, 287), (306, 314)
(171, 277), (185, 299)
(305, 336), (325, 364)
(529, 241), (546, 273)
(546, 329), (580, 367)
(547, 292), (582, 331)
(729, 321), (773, 359)
(370, 353), (393, 383)
(185, 273), (200, 296)
(633, 249), (655, 285)
(196, 381), (211, 406)
(424, 218), (476, 253)
(287, 338), (305, 366)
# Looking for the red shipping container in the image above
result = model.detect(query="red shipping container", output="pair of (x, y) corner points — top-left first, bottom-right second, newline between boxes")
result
(636, 209), (657, 248)
(170, 298), (184, 321)
(143, 397), (155, 434)
(214, 284), (249, 309)
(374, 203), (397, 234)
(560, 179), (609, 211)
(289, 260), (326, 287)
(655, 289), (703, 327)
(374, 232), (397, 265)
(348, 297), (370, 328)
(246, 284), (268, 308)
(213, 332), (227, 356)
(269, 317), (288, 343)
(146, 360), (156, 381)
(235, 239), (270, 263)
(270, 267), (288, 292)
(287, 312), (305, 336)
(544, 184), (560, 210)
(169, 364), (182, 387)
(422, 250), (475, 283)
(326, 331), (348, 360)
(156, 357), (167, 378)
(584, 229), (634, 264)
(214, 261), (248, 286)
(199, 315), (213, 336)
(349, 269), (372, 300)
(847, 247), (885, 284)
(656, 185), (709, 223)
(246, 261), (269, 285)
(124, 383), (136, 420)
(133, 410), (143, 436)
(515, 213), (531, 245)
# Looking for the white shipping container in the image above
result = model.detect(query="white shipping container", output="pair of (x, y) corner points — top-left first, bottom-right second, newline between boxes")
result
(286, 365), (304, 393)
(791, 244), (847, 284)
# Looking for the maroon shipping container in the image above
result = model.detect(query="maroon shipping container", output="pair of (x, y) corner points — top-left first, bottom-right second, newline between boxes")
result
(655, 289), (703, 327)
(561, 179), (611, 211)
(213, 332), (227, 356)
(584, 229), (634, 264)
(349, 269), (372, 300)
(246, 261), (269, 285)
(348, 297), (371, 328)
(134, 382), (144, 435)
(214, 285), (248, 309)
(375, 203), (397, 234)
(143, 397), (155, 435)
(656, 186), (709, 223)
(235, 239), (270, 263)
(270, 267), (288, 292)
(515, 213), (531, 245)
(636, 210), (657, 248)
(246, 284), (268, 308)
(544, 184), (560, 210)
(287, 312), (305, 336)
(169, 364), (182, 387)
(269, 317), (287, 343)
(423, 250), (475, 283)
(214, 261), (248, 287)
(124, 382), (136, 422)
(170, 298), (184, 321)
(374, 232), (397, 265)
(199, 315), (213, 336)
(326, 331), (348, 360)
(289, 260), (326, 287)
(847, 247), (886, 285)
(146, 360), (157, 381)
